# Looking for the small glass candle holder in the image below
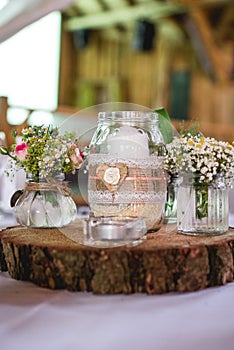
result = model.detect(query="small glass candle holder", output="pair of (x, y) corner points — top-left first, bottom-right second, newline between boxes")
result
(82, 216), (147, 248)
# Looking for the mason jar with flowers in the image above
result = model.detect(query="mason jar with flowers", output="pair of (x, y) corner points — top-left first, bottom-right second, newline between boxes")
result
(0, 125), (84, 228)
(165, 134), (234, 235)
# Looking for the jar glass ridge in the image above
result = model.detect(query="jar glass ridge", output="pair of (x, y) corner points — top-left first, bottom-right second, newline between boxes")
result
(177, 173), (230, 235)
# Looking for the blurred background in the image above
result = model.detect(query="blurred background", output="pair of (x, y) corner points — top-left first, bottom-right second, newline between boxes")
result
(0, 0), (233, 146)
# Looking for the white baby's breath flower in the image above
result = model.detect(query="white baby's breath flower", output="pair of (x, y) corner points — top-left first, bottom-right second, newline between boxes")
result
(165, 134), (234, 183)
(200, 167), (207, 174)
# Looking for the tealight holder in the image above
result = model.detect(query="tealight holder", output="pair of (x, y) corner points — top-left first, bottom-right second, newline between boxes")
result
(82, 216), (147, 248)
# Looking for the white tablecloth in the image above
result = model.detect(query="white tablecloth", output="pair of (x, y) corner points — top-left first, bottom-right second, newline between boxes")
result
(1, 191), (234, 350)
(1, 271), (234, 350)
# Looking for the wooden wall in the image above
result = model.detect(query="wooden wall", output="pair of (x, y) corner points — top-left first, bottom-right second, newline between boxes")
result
(58, 21), (234, 142)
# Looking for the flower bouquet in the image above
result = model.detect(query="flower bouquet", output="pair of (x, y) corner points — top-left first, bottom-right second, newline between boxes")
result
(0, 125), (84, 179)
(165, 134), (234, 234)
(0, 125), (84, 228)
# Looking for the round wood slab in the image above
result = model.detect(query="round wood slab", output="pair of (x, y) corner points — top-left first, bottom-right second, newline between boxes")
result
(1, 221), (234, 294)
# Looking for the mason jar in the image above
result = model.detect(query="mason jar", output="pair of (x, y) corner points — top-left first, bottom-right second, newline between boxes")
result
(87, 110), (167, 232)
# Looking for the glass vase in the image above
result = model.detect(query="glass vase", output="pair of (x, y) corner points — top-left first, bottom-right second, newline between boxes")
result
(177, 174), (230, 235)
(13, 174), (77, 228)
(164, 173), (180, 224)
(87, 110), (167, 233)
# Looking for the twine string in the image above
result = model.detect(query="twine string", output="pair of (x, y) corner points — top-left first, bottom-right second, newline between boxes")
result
(24, 177), (72, 197)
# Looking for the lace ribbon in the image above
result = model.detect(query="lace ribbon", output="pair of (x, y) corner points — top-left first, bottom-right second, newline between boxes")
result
(24, 177), (72, 197)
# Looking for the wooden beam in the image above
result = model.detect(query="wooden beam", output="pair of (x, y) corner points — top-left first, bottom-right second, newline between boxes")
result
(66, 0), (232, 32)
(102, 0), (129, 9)
(64, 1), (186, 31)
(73, 0), (103, 14)
(216, 4), (234, 42)
(186, 9), (232, 82)
(58, 20), (77, 106)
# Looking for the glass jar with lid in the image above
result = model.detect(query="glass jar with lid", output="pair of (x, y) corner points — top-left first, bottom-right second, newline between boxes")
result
(87, 110), (167, 232)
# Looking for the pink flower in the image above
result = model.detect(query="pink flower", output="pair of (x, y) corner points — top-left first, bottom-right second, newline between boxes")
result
(70, 146), (83, 168)
(14, 142), (28, 161)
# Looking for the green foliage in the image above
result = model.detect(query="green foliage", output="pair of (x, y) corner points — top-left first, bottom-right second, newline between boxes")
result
(178, 120), (202, 137)
(154, 107), (173, 144)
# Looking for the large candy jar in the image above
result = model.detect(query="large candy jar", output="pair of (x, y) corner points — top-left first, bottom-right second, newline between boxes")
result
(87, 111), (167, 232)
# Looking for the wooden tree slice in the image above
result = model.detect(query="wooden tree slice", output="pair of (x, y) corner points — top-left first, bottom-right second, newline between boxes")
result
(1, 221), (234, 294)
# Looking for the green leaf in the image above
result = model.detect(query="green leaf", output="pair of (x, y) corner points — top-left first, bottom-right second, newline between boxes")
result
(154, 107), (173, 144)
(11, 130), (17, 143)
(0, 146), (9, 155)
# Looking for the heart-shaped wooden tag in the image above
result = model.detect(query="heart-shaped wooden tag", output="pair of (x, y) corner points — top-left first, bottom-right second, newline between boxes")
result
(96, 163), (128, 192)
